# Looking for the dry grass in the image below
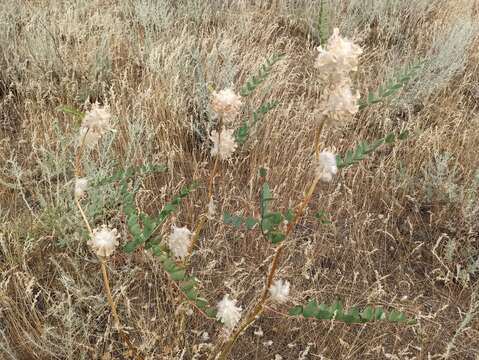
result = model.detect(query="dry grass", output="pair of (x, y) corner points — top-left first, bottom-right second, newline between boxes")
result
(1, 0), (479, 359)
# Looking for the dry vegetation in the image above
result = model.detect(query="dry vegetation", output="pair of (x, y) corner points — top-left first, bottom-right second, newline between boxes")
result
(1, 0), (479, 359)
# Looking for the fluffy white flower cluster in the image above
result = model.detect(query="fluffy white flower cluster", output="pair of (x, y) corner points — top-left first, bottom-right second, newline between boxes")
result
(209, 88), (241, 160)
(315, 151), (338, 183)
(315, 28), (362, 124)
(74, 177), (88, 199)
(324, 83), (360, 121)
(315, 28), (363, 82)
(216, 294), (242, 330)
(269, 279), (290, 303)
(88, 225), (120, 257)
(211, 88), (243, 121)
(210, 128), (238, 160)
(168, 226), (192, 259)
(78, 103), (112, 148)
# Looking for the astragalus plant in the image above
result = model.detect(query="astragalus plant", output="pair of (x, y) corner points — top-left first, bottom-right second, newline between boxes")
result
(65, 27), (415, 360)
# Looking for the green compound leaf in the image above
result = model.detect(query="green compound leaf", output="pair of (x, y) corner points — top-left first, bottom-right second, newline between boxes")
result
(150, 250), (216, 319)
(303, 300), (319, 318)
(336, 131), (409, 169)
(205, 307), (218, 318)
(284, 208), (294, 223)
(245, 217), (258, 230)
(180, 279), (197, 292)
(358, 60), (425, 110)
(56, 105), (85, 118)
(171, 269), (186, 281)
(122, 182), (195, 252)
(223, 212), (259, 230)
(288, 305), (303, 316)
(226, 167), (290, 245)
(155, 183), (197, 223)
(235, 101), (279, 144)
(288, 301), (412, 325)
(269, 231), (286, 244)
(315, 210), (332, 225)
(123, 240), (140, 254)
(240, 54), (284, 97)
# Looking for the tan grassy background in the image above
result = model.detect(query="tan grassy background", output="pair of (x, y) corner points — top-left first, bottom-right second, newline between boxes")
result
(1, 0), (479, 359)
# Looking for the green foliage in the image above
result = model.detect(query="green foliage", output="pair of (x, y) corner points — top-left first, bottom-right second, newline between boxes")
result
(336, 131), (409, 169)
(150, 245), (217, 319)
(258, 177), (287, 243)
(288, 300), (413, 324)
(234, 54), (283, 144)
(314, 210), (332, 224)
(94, 164), (167, 187)
(119, 180), (216, 318)
(223, 168), (291, 244)
(259, 180), (273, 218)
(359, 61), (425, 110)
(56, 105), (85, 118)
(223, 212), (258, 230)
(259, 167), (268, 178)
(257, 171), (289, 244)
(235, 101), (279, 144)
(154, 183), (197, 224)
(121, 182), (196, 253)
(317, 0), (330, 45)
(240, 53), (284, 97)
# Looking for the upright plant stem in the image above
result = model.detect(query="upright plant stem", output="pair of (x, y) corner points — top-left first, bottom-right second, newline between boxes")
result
(213, 123), (326, 360)
(74, 198), (140, 358)
(314, 120), (325, 158)
(214, 174), (322, 359)
(100, 258), (121, 329)
(74, 139), (141, 359)
(187, 116), (223, 260)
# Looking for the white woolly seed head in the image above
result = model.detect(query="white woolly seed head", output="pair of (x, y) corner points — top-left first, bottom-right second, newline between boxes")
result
(78, 103), (112, 148)
(315, 27), (363, 80)
(269, 279), (290, 303)
(210, 88), (242, 119)
(323, 82), (360, 121)
(168, 226), (192, 259)
(210, 128), (238, 160)
(74, 177), (88, 199)
(315, 151), (338, 183)
(88, 225), (119, 257)
(216, 294), (242, 330)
